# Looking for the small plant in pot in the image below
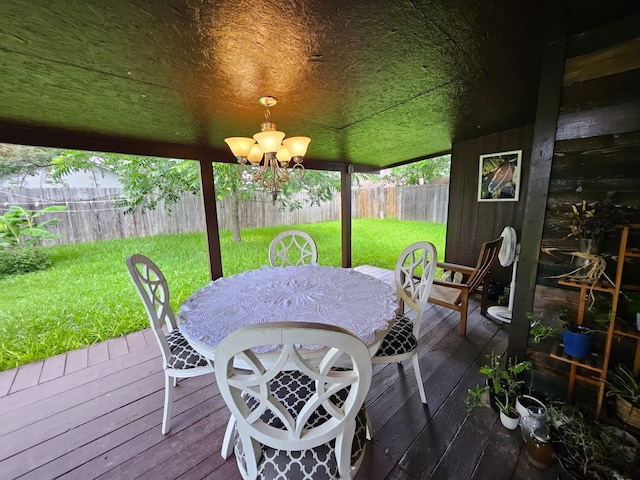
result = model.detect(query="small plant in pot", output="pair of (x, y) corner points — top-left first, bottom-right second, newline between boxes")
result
(605, 364), (640, 430)
(464, 352), (532, 430)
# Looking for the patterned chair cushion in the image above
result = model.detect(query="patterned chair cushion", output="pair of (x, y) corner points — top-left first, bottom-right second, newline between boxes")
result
(373, 314), (417, 358)
(235, 370), (368, 480)
(165, 330), (209, 369)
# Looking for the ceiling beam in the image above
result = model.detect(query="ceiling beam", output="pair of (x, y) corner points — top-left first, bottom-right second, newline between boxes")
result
(0, 123), (383, 173)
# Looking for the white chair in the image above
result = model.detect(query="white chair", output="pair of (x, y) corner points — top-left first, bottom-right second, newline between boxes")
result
(215, 322), (372, 480)
(125, 254), (214, 434)
(269, 230), (318, 267)
(372, 241), (437, 404)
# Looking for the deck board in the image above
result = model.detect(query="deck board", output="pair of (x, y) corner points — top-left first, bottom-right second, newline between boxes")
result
(40, 353), (67, 383)
(0, 368), (16, 397)
(0, 266), (559, 480)
(88, 341), (110, 366)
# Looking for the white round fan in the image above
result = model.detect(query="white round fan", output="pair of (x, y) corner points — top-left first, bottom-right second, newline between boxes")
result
(487, 226), (519, 324)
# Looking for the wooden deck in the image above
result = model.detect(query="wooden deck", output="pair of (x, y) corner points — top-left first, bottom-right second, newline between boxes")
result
(0, 266), (558, 480)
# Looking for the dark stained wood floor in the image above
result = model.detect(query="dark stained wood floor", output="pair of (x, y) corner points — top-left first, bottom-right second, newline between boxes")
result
(0, 266), (559, 480)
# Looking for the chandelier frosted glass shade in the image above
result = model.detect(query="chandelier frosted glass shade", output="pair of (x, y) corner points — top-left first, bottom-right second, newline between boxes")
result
(224, 137), (255, 158)
(253, 130), (286, 154)
(282, 137), (311, 160)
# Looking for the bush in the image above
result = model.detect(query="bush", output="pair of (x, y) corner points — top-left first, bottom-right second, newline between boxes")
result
(0, 248), (51, 276)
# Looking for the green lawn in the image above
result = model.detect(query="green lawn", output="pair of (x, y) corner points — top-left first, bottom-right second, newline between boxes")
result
(0, 218), (446, 371)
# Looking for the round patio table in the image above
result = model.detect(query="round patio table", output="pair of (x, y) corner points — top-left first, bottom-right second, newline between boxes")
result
(178, 265), (398, 360)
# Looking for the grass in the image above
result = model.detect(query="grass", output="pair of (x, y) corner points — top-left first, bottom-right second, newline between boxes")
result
(0, 218), (446, 372)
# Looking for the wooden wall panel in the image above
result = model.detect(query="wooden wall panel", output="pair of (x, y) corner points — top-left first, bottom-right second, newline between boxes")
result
(556, 101), (640, 141)
(563, 37), (640, 86)
(447, 126), (534, 285)
(560, 68), (640, 113)
(527, 21), (640, 388)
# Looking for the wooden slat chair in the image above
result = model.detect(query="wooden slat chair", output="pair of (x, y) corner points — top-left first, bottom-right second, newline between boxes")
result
(269, 230), (318, 267)
(428, 237), (503, 336)
(215, 322), (372, 480)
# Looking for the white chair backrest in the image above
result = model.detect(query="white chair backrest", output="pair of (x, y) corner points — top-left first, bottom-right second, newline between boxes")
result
(395, 241), (437, 323)
(269, 230), (318, 267)
(126, 254), (175, 366)
(215, 322), (372, 478)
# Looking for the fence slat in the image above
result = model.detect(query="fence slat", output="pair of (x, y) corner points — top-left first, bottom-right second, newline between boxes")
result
(0, 185), (448, 245)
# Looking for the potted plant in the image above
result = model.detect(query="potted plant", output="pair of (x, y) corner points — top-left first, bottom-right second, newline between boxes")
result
(464, 352), (532, 430)
(562, 323), (595, 359)
(562, 200), (628, 281)
(564, 199), (627, 254)
(605, 364), (640, 430)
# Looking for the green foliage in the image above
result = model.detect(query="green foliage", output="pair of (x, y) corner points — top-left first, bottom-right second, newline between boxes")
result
(548, 400), (636, 479)
(623, 291), (640, 314)
(466, 352), (532, 415)
(0, 144), (64, 183)
(606, 364), (640, 407)
(464, 384), (488, 413)
(564, 199), (628, 242)
(278, 170), (340, 210)
(46, 150), (340, 215)
(359, 154), (450, 187)
(527, 311), (555, 343)
(0, 205), (68, 248)
(0, 218), (446, 371)
(0, 247), (51, 276)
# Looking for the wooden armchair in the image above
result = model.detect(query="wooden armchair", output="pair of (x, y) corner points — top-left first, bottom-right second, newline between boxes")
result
(428, 237), (503, 336)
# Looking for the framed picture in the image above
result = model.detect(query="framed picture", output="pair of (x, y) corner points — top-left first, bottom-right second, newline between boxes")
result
(477, 150), (522, 202)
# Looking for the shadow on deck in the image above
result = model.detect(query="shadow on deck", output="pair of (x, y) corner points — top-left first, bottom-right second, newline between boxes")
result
(0, 266), (557, 480)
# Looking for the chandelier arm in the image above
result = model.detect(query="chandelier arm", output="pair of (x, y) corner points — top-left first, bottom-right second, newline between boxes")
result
(252, 161), (269, 182)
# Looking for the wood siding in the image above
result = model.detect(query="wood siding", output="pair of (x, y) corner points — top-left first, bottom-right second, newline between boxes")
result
(446, 126), (534, 285)
(528, 22), (640, 395)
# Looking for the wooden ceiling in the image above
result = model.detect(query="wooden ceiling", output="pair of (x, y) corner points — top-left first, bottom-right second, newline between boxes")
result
(1, 0), (638, 171)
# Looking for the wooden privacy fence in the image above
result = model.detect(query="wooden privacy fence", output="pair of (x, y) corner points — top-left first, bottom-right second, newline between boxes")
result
(0, 184), (448, 245)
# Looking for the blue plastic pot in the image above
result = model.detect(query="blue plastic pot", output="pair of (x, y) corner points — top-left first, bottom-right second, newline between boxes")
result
(563, 326), (594, 359)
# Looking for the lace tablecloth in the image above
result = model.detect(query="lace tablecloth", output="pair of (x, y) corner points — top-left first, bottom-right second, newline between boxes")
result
(178, 266), (397, 352)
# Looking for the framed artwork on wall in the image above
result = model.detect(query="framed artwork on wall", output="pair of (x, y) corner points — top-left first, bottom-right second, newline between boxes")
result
(477, 150), (522, 202)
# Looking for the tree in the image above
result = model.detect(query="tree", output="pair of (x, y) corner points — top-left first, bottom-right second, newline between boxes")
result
(358, 154), (450, 187)
(1, 144), (340, 242)
(0, 144), (64, 185)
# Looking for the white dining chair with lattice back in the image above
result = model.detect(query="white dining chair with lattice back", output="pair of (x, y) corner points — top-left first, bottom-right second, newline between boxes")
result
(269, 230), (318, 267)
(215, 322), (372, 480)
(371, 241), (437, 404)
(126, 254), (214, 434)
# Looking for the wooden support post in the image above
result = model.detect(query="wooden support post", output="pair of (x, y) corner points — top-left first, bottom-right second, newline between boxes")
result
(199, 159), (223, 280)
(506, 37), (566, 362)
(341, 166), (352, 268)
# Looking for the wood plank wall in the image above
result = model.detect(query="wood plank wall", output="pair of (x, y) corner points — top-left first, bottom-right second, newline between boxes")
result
(447, 126), (534, 285)
(526, 19), (640, 393)
(448, 16), (640, 400)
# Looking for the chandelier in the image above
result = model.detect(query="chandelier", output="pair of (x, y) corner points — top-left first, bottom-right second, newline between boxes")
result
(224, 96), (311, 203)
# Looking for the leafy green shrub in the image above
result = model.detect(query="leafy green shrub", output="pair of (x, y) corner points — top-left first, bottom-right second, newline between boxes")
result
(0, 247), (51, 276)
(0, 205), (67, 248)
